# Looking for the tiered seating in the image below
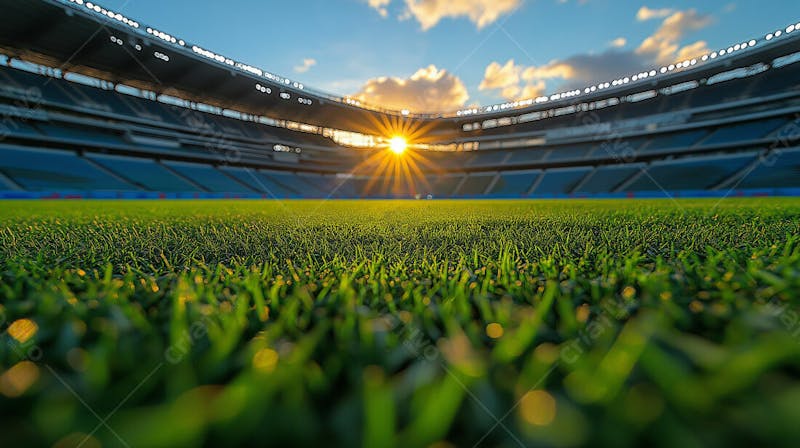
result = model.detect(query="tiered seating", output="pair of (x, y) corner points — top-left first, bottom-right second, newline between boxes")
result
(640, 130), (708, 153)
(701, 118), (788, 145)
(545, 144), (595, 162)
(576, 164), (644, 194)
(86, 154), (197, 192)
(489, 171), (540, 196)
(1, 68), (82, 106)
(0, 120), (42, 139)
(467, 151), (508, 167)
(295, 174), (334, 197)
(259, 171), (304, 197)
(35, 122), (126, 147)
(734, 148), (800, 189)
(162, 161), (256, 194)
(457, 173), (495, 196)
(625, 152), (757, 191)
(425, 175), (463, 197)
(532, 167), (592, 195)
(327, 175), (360, 198)
(1, 56), (799, 198)
(0, 146), (134, 191)
(218, 167), (271, 193)
(506, 148), (550, 165)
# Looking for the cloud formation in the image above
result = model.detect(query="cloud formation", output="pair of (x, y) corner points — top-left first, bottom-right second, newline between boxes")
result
(351, 65), (469, 112)
(368, 0), (391, 18)
(368, 0), (520, 30)
(480, 8), (713, 101)
(636, 9), (712, 64)
(636, 6), (674, 21)
(293, 58), (317, 74)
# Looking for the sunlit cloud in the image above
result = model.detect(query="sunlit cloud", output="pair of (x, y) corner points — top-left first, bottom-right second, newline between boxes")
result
(636, 9), (713, 65)
(636, 6), (674, 21)
(367, 0), (391, 18)
(480, 8), (713, 100)
(610, 37), (627, 48)
(293, 58), (317, 74)
(351, 65), (469, 112)
(368, 0), (521, 30)
(479, 59), (548, 101)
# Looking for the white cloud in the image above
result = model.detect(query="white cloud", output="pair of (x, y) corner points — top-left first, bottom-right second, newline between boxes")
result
(478, 59), (548, 101)
(636, 9), (712, 64)
(636, 6), (674, 21)
(368, 0), (520, 30)
(479, 8), (714, 101)
(479, 60), (521, 91)
(293, 58), (317, 74)
(351, 65), (469, 112)
(610, 37), (627, 48)
(367, 0), (391, 17)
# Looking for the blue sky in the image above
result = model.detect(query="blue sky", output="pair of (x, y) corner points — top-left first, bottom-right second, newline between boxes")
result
(97, 0), (797, 111)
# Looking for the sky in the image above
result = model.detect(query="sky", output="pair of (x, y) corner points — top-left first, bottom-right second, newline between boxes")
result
(95, 0), (797, 112)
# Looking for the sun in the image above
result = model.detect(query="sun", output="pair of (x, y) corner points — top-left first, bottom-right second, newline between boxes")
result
(389, 136), (407, 155)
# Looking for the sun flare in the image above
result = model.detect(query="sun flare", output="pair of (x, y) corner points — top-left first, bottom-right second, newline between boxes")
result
(389, 136), (408, 155)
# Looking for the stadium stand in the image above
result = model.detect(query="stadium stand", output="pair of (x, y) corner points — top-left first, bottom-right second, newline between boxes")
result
(624, 152), (758, 192)
(733, 148), (800, 189)
(532, 168), (594, 195)
(457, 173), (496, 196)
(576, 165), (646, 194)
(489, 171), (541, 197)
(0, 0), (798, 199)
(0, 146), (134, 191)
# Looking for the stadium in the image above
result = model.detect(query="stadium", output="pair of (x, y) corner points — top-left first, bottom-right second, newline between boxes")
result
(0, 0), (798, 447)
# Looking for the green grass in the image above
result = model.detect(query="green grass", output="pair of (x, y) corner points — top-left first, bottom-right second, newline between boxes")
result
(1, 199), (799, 448)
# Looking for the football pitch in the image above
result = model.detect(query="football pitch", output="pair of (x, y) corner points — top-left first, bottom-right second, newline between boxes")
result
(1, 199), (799, 447)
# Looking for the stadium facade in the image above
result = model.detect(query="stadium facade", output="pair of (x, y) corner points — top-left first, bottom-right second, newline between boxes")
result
(0, 0), (798, 199)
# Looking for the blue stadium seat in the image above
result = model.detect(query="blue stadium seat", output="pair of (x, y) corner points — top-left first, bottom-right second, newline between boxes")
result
(0, 146), (135, 191)
(734, 148), (800, 189)
(162, 161), (257, 194)
(532, 168), (592, 195)
(258, 171), (304, 197)
(218, 167), (271, 194)
(641, 130), (708, 153)
(625, 152), (757, 191)
(233, 170), (300, 198)
(545, 144), (595, 162)
(467, 151), (509, 167)
(424, 175), (464, 198)
(0, 120), (42, 139)
(327, 175), (360, 198)
(36, 122), (125, 147)
(457, 173), (495, 196)
(490, 171), (540, 196)
(295, 174), (335, 197)
(506, 148), (550, 165)
(86, 154), (198, 192)
(0, 68), (80, 107)
(701, 118), (787, 146)
(576, 164), (645, 194)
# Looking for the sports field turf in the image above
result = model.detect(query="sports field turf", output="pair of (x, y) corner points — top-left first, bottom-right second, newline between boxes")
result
(1, 199), (799, 447)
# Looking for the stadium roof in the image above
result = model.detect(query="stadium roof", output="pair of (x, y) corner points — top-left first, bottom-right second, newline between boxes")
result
(0, 0), (798, 138)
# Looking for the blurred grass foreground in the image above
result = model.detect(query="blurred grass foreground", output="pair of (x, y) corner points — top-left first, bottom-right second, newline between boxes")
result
(1, 199), (799, 447)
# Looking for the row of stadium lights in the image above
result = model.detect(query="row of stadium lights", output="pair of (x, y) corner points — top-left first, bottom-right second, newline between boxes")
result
(66, 0), (140, 28)
(255, 84), (314, 106)
(65, 0), (798, 118)
(456, 20), (800, 118)
(63, 0), (309, 93)
(766, 22), (800, 40)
